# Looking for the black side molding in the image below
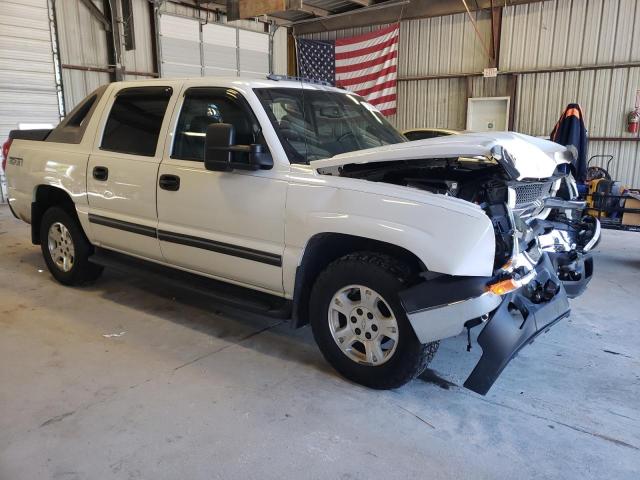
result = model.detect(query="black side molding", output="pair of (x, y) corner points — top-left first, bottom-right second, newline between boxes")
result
(87, 213), (282, 267)
(88, 213), (157, 238)
(158, 230), (282, 267)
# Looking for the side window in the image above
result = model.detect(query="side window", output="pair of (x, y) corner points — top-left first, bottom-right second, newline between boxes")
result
(101, 86), (173, 157)
(172, 89), (258, 162)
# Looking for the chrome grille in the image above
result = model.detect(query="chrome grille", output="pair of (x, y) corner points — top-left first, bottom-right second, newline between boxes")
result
(512, 181), (554, 219)
(514, 182), (553, 207)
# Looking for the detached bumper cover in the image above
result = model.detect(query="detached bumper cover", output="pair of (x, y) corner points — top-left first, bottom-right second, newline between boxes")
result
(463, 254), (571, 394)
(401, 253), (573, 395)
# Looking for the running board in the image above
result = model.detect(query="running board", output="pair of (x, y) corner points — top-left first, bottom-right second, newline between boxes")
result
(89, 248), (292, 319)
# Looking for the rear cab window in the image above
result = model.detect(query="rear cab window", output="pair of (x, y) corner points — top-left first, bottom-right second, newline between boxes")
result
(101, 86), (173, 157)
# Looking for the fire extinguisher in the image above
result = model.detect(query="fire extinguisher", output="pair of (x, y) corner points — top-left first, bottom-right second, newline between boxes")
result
(628, 109), (640, 133)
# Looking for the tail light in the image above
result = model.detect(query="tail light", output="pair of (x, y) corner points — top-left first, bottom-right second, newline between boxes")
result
(2, 138), (12, 172)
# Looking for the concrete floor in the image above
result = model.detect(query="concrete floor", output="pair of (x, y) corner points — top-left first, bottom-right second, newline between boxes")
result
(0, 205), (639, 480)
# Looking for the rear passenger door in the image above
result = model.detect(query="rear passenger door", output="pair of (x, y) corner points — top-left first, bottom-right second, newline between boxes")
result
(87, 86), (176, 260)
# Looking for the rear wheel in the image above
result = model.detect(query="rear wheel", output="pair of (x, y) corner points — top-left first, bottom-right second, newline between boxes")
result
(40, 206), (103, 285)
(310, 252), (439, 389)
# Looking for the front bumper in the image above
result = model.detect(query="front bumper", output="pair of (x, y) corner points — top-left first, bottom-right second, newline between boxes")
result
(400, 253), (576, 395)
(463, 254), (570, 394)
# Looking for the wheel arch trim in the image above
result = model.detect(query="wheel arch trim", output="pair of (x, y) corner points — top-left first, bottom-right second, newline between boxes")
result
(31, 185), (78, 245)
(289, 232), (425, 328)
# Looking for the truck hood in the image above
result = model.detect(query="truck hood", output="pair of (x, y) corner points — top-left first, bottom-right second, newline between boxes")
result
(311, 132), (571, 181)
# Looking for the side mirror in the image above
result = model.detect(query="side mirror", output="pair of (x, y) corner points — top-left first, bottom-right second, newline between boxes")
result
(204, 123), (235, 172)
(204, 123), (273, 172)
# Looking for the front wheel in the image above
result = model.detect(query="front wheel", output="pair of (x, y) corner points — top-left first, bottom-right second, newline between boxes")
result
(40, 206), (103, 285)
(309, 252), (439, 389)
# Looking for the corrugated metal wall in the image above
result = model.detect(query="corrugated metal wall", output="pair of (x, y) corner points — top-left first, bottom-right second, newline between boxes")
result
(501, 0), (640, 70)
(55, 0), (111, 111)
(55, 0), (156, 109)
(395, 78), (466, 132)
(301, 0), (640, 186)
(501, 0), (640, 185)
(122, 0), (155, 80)
(400, 11), (491, 77)
(0, 0), (60, 142)
(300, 11), (498, 134)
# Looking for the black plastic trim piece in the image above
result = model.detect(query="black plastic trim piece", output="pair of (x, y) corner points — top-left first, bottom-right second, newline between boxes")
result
(9, 129), (51, 142)
(7, 201), (19, 220)
(88, 213), (157, 238)
(547, 251), (593, 299)
(46, 85), (108, 144)
(400, 274), (491, 314)
(158, 230), (282, 267)
(31, 201), (43, 244)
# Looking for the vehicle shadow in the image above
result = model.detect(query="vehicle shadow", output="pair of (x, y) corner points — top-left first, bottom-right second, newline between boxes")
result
(85, 267), (333, 372)
(10, 246), (475, 390)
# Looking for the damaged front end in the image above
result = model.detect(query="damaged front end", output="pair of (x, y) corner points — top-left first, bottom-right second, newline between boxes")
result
(399, 210), (594, 394)
(392, 148), (600, 394)
(399, 205), (584, 395)
(317, 138), (600, 394)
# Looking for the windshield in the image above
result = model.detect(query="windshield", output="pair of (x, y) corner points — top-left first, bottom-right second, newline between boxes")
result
(254, 88), (406, 163)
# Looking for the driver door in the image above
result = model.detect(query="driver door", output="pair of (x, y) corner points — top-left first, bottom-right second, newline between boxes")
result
(156, 87), (287, 294)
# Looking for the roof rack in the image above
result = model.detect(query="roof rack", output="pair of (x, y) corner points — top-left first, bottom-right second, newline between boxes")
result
(266, 74), (334, 87)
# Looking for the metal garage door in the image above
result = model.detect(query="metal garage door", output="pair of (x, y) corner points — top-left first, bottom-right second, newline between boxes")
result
(159, 13), (270, 79)
(159, 14), (202, 78)
(0, 0), (60, 143)
(203, 23), (237, 76)
(238, 30), (269, 75)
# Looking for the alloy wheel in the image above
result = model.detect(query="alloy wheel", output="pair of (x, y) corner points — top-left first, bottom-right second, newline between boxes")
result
(328, 284), (399, 366)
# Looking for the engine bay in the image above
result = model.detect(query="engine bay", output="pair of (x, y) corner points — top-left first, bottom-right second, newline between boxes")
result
(318, 157), (517, 269)
(320, 156), (509, 203)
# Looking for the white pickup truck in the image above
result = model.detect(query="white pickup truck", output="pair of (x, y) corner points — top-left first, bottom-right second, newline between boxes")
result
(4, 76), (600, 394)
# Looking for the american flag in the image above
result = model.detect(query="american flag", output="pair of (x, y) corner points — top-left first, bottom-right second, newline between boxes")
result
(297, 23), (399, 116)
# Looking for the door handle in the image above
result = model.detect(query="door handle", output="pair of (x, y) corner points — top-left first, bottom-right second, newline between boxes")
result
(159, 174), (180, 191)
(93, 166), (108, 181)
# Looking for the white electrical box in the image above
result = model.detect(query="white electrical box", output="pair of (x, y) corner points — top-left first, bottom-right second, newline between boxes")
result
(466, 97), (510, 132)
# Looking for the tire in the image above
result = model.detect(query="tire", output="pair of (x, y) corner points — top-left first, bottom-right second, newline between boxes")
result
(40, 206), (103, 286)
(309, 251), (439, 389)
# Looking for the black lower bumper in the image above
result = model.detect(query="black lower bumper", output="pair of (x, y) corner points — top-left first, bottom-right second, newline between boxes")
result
(547, 251), (593, 298)
(463, 253), (571, 395)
